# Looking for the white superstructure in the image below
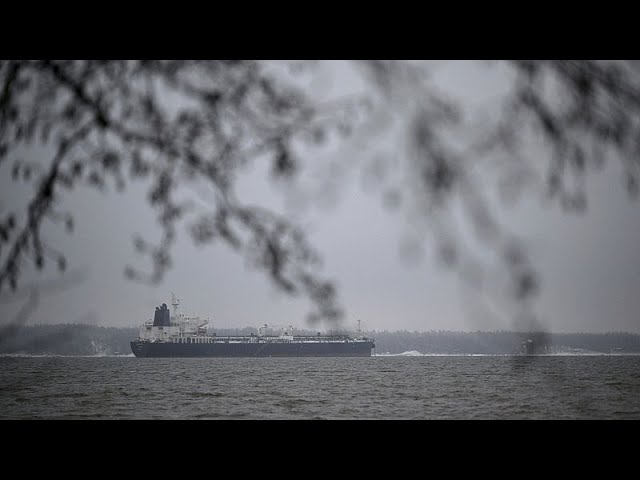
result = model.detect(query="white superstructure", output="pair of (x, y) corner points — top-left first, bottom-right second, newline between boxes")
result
(138, 295), (209, 343)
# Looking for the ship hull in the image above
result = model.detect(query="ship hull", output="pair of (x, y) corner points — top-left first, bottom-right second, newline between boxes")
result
(131, 340), (374, 358)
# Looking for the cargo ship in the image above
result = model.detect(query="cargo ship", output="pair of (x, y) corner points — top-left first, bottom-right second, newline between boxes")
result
(130, 297), (375, 357)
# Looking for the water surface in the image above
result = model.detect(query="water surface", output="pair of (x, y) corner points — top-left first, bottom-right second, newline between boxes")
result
(1, 355), (639, 419)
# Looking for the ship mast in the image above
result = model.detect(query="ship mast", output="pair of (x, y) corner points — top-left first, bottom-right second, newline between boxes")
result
(357, 319), (361, 335)
(171, 292), (180, 317)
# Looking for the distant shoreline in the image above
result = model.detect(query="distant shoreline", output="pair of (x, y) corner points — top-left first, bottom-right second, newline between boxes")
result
(2, 325), (640, 356)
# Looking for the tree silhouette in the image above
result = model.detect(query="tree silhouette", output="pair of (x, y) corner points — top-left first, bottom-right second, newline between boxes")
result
(1, 60), (639, 328)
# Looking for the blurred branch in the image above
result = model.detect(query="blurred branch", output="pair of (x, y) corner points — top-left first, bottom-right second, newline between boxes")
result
(0, 122), (94, 291)
(0, 288), (38, 348)
(0, 60), (354, 325)
(2, 60), (640, 330)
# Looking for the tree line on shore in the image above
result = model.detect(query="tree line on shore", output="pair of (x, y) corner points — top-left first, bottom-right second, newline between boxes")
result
(2, 324), (639, 356)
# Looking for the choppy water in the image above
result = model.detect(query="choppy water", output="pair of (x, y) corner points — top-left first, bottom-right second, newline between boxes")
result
(1, 355), (639, 419)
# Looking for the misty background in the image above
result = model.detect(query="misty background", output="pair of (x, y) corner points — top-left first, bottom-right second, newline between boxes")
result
(1, 60), (640, 334)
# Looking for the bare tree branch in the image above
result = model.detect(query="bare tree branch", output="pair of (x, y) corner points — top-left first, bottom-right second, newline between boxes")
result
(2, 60), (639, 330)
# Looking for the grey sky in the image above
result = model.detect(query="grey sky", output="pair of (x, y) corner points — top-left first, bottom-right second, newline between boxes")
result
(2, 60), (640, 333)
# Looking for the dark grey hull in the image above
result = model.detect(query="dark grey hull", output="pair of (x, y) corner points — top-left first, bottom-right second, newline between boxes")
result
(131, 340), (374, 357)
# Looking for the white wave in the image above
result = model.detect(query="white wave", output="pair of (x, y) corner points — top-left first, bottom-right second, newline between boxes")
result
(375, 351), (508, 357)
(376, 350), (426, 356)
(373, 352), (622, 357)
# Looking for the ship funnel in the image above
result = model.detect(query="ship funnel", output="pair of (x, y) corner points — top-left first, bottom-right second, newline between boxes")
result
(153, 303), (171, 326)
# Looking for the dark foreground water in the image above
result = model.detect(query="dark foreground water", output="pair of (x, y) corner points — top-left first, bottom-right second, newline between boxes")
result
(1, 355), (639, 419)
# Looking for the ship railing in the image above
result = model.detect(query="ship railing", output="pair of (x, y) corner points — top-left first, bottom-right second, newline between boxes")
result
(164, 334), (374, 344)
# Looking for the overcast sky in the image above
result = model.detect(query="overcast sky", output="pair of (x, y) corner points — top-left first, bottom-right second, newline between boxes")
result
(2, 60), (640, 334)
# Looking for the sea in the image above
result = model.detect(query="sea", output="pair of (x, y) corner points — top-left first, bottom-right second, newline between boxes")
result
(1, 354), (639, 419)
